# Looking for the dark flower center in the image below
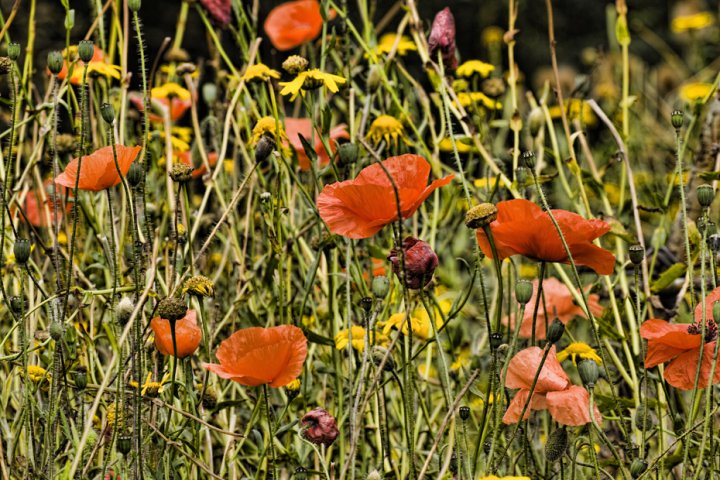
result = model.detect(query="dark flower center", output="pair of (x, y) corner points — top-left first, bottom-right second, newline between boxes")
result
(687, 319), (718, 343)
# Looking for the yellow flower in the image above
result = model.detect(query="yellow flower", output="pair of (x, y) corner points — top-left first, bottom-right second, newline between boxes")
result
(372, 33), (417, 56)
(155, 127), (193, 153)
(251, 116), (288, 145)
(518, 263), (538, 279)
(456, 92), (502, 110)
(470, 393), (494, 411)
(106, 403), (124, 428)
(679, 82), (714, 103)
(279, 69), (346, 101)
(438, 137), (475, 153)
(335, 326), (387, 352)
(671, 11), (715, 33)
(285, 379), (301, 391)
(456, 60), (495, 79)
(450, 347), (471, 371)
(182, 275), (215, 297)
(242, 63), (281, 83)
(367, 115), (407, 146)
(556, 342), (603, 366)
(474, 176), (507, 190)
(87, 61), (121, 81)
(301, 315), (316, 328)
(27, 365), (48, 383)
(151, 82), (191, 100)
(481, 26), (505, 45)
(548, 99), (595, 126)
(130, 372), (171, 397)
(379, 304), (447, 341)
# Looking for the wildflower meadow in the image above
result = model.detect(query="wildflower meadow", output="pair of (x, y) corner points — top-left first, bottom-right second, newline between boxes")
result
(1, 0), (720, 479)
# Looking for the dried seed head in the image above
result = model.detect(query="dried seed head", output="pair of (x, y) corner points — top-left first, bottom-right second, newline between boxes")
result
(157, 297), (187, 321)
(170, 163), (194, 183)
(464, 203), (498, 229)
(282, 55), (308, 75)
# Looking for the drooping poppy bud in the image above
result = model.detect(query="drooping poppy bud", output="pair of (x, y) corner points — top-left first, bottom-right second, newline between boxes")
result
(301, 407), (339, 447)
(388, 237), (439, 290)
(427, 7), (457, 71)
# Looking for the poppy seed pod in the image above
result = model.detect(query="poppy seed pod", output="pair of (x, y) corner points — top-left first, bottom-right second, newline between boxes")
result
(13, 238), (31, 264)
(100, 103), (115, 124)
(371, 275), (390, 299)
(170, 163), (194, 183)
(515, 280), (534, 304)
(7, 43), (20, 61)
(388, 237), (439, 290)
(78, 40), (94, 63)
(697, 184), (714, 207)
(337, 142), (359, 166)
(126, 162), (144, 188)
(73, 366), (88, 390)
(546, 318), (565, 344)
(516, 166), (528, 187)
(128, 0), (141, 11)
(427, 7), (457, 70)
(459, 405), (470, 420)
(359, 296), (373, 312)
(157, 297), (187, 321)
(301, 408), (340, 447)
(47, 51), (64, 75)
(630, 458), (648, 478)
(489, 332), (503, 350)
(628, 245), (645, 265)
(545, 426), (568, 462)
(521, 150), (536, 169)
(116, 435), (132, 455)
(282, 55), (308, 75)
(578, 359), (600, 388)
(49, 320), (64, 341)
(671, 110), (684, 130)
(464, 203), (498, 229)
(10, 296), (26, 314)
(202, 83), (217, 104)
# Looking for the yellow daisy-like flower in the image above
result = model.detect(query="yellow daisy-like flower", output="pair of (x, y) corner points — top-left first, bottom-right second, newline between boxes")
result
(547, 99), (596, 126)
(556, 342), (603, 366)
(456, 92), (502, 110)
(438, 137), (475, 153)
(251, 116), (288, 145)
(473, 175), (507, 190)
(106, 403), (124, 428)
(301, 315), (316, 328)
(154, 127), (193, 153)
(679, 82), (714, 103)
(151, 82), (191, 101)
(285, 379), (301, 391)
(671, 11), (715, 33)
(372, 33), (417, 56)
(335, 326), (388, 352)
(367, 115), (408, 146)
(130, 372), (171, 397)
(450, 347), (471, 371)
(242, 63), (281, 83)
(88, 62), (122, 81)
(456, 60), (495, 79)
(27, 365), (48, 383)
(182, 275), (215, 297)
(279, 69), (346, 101)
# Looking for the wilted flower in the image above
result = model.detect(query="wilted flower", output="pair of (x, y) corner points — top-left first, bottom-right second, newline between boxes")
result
(182, 275), (215, 297)
(366, 115), (407, 146)
(427, 7), (457, 70)
(301, 408), (339, 446)
(388, 237), (439, 290)
(199, 0), (232, 27)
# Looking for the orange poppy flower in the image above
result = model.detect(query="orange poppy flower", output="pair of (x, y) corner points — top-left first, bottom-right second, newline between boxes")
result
(55, 145), (141, 192)
(504, 278), (604, 340)
(284, 118), (349, 171)
(56, 47), (121, 85)
(264, 0), (329, 51)
(21, 180), (72, 227)
(129, 93), (191, 124)
(150, 309), (202, 358)
(641, 287), (720, 390)
(177, 151), (219, 179)
(503, 346), (600, 426)
(476, 199), (615, 275)
(316, 154), (453, 239)
(204, 325), (307, 387)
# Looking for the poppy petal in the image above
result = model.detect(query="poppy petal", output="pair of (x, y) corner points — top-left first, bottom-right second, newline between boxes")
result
(505, 346), (569, 392)
(150, 310), (202, 358)
(694, 286), (720, 323)
(563, 240), (616, 275)
(640, 319), (702, 349)
(502, 389), (548, 424)
(663, 342), (720, 390)
(546, 386), (599, 426)
(264, 0), (324, 51)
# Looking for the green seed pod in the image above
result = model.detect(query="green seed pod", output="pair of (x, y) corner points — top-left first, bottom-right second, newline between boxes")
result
(515, 280), (533, 304)
(465, 203), (498, 229)
(521, 150), (536, 169)
(366, 64), (383, 93)
(338, 142), (359, 165)
(458, 406), (470, 421)
(47, 51), (64, 75)
(10, 296), (26, 314)
(157, 297), (187, 321)
(100, 103), (115, 124)
(13, 238), (31, 264)
(202, 83), (217, 105)
(713, 301), (720, 324)
(74, 366), (88, 390)
(7, 42), (21, 61)
(78, 40), (94, 63)
(546, 318), (565, 344)
(545, 426), (568, 462)
(708, 234), (720, 252)
(697, 184), (714, 208)
(372, 275), (390, 299)
(128, 0), (141, 12)
(116, 435), (132, 455)
(630, 458), (648, 478)
(578, 359), (600, 388)
(359, 296), (373, 312)
(516, 166), (528, 187)
(671, 110), (684, 130)
(126, 162), (144, 188)
(628, 245), (644, 265)
(64, 9), (75, 31)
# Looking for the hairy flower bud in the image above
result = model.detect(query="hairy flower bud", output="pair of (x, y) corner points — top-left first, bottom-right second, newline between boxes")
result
(428, 7), (457, 70)
(388, 237), (439, 290)
(545, 426), (568, 462)
(301, 408), (339, 447)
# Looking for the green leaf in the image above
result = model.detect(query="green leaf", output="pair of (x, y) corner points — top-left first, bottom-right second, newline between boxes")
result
(651, 263), (687, 293)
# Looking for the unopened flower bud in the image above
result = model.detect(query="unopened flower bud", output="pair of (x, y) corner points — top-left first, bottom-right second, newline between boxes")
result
(301, 408), (339, 447)
(78, 40), (94, 63)
(7, 43), (20, 61)
(100, 103), (115, 124)
(49, 320), (64, 340)
(546, 318), (565, 344)
(74, 366), (88, 390)
(697, 184), (714, 208)
(47, 51), (64, 75)
(116, 297), (135, 325)
(157, 297), (187, 321)
(459, 405), (470, 420)
(14, 238), (31, 264)
(578, 359), (600, 388)
(282, 55), (308, 75)
(545, 426), (568, 462)
(671, 110), (684, 130)
(128, 0), (141, 11)
(428, 7), (457, 70)
(464, 203), (497, 229)
(338, 142), (359, 165)
(372, 275), (390, 299)
(170, 163), (194, 183)
(628, 245), (644, 265)
(630, 458), (648, 478)
(126, 162), (144, 188)
(255, 135), (275, 164)
(202, 83), (217, 105)
(388, 237), (439, 290)
(521, 150), (536, 169)
(366, 64), (382, 93)
(515, 280), (533, 304)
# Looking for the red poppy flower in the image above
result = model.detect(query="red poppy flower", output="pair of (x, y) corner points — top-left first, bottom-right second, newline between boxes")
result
(21, 180), (73, 228)
(177, 151), (219, 179)
(150, 309), (202, 358)
(264, 0), (327, 51)
(284, 118), (349, 171)
(129, 93), (191, 124)
(503, 346), (600, 426)
(504, 278), (604, 340)
(476, 199), (615, 275)
(641, 288), (720, 390)
(55, 145), (141, 192)
(56, 48), (121, 86)
(204, 325), (307, 387)
(317, 154), (453, 239)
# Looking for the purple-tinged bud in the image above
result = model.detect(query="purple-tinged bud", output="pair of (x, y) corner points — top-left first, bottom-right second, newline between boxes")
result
(301, 408), (339, 447)
(427, 7), (457, 71)
(388, 237), (439, 290)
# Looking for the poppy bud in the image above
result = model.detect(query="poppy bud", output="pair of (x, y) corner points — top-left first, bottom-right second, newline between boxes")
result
(516, 166), (528, 186)
(157, 297), (187, 321)
(427, 7), (457, 71)
(117, 435), (132, 455)
(202, 83), (217, 104)
(128, 0), (141, 11)
(671, 110), (684, 130)
(74, 366), (88, 390)
(49, 320), (64, 340)
(388, 237), (439, 290)
(528, 107), (544, 137)
(300, 407), (339, 447)
(10, 296), (26, 314)
(697, 184), (714, 208)
(521, 150), (536, 169)
(578, 359), (600, 388)
(628, 245), (644, 265)
(116, 297), (135, 326)
(170, 163), (194, 183)
(255, 135), (275, 164)
(630, 458), (648, 478)
(7, 42), (20, 61)
(78, 40), (94, 63)
(126, 162), (144, 188)
(713, 301), (720, 324)
(100, 103), (115, 124)
(366, 64), (382, 93)
(545, 426), (568, 462)
(515, 280), (533, 304)
(47, 50), (64, 75)
(0, 57), (11, 75)
(371, 275), (390, 299)
(464, 203), (498, 229)
(546, 318), (565, 344)
(282, 55), (308, 75)
(295, 467), (308, 479)
(13, 238), (31, 264)
(489, 332), (503, 350)
(338, 142), (359, 166)
(458, 405), (470, 420)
